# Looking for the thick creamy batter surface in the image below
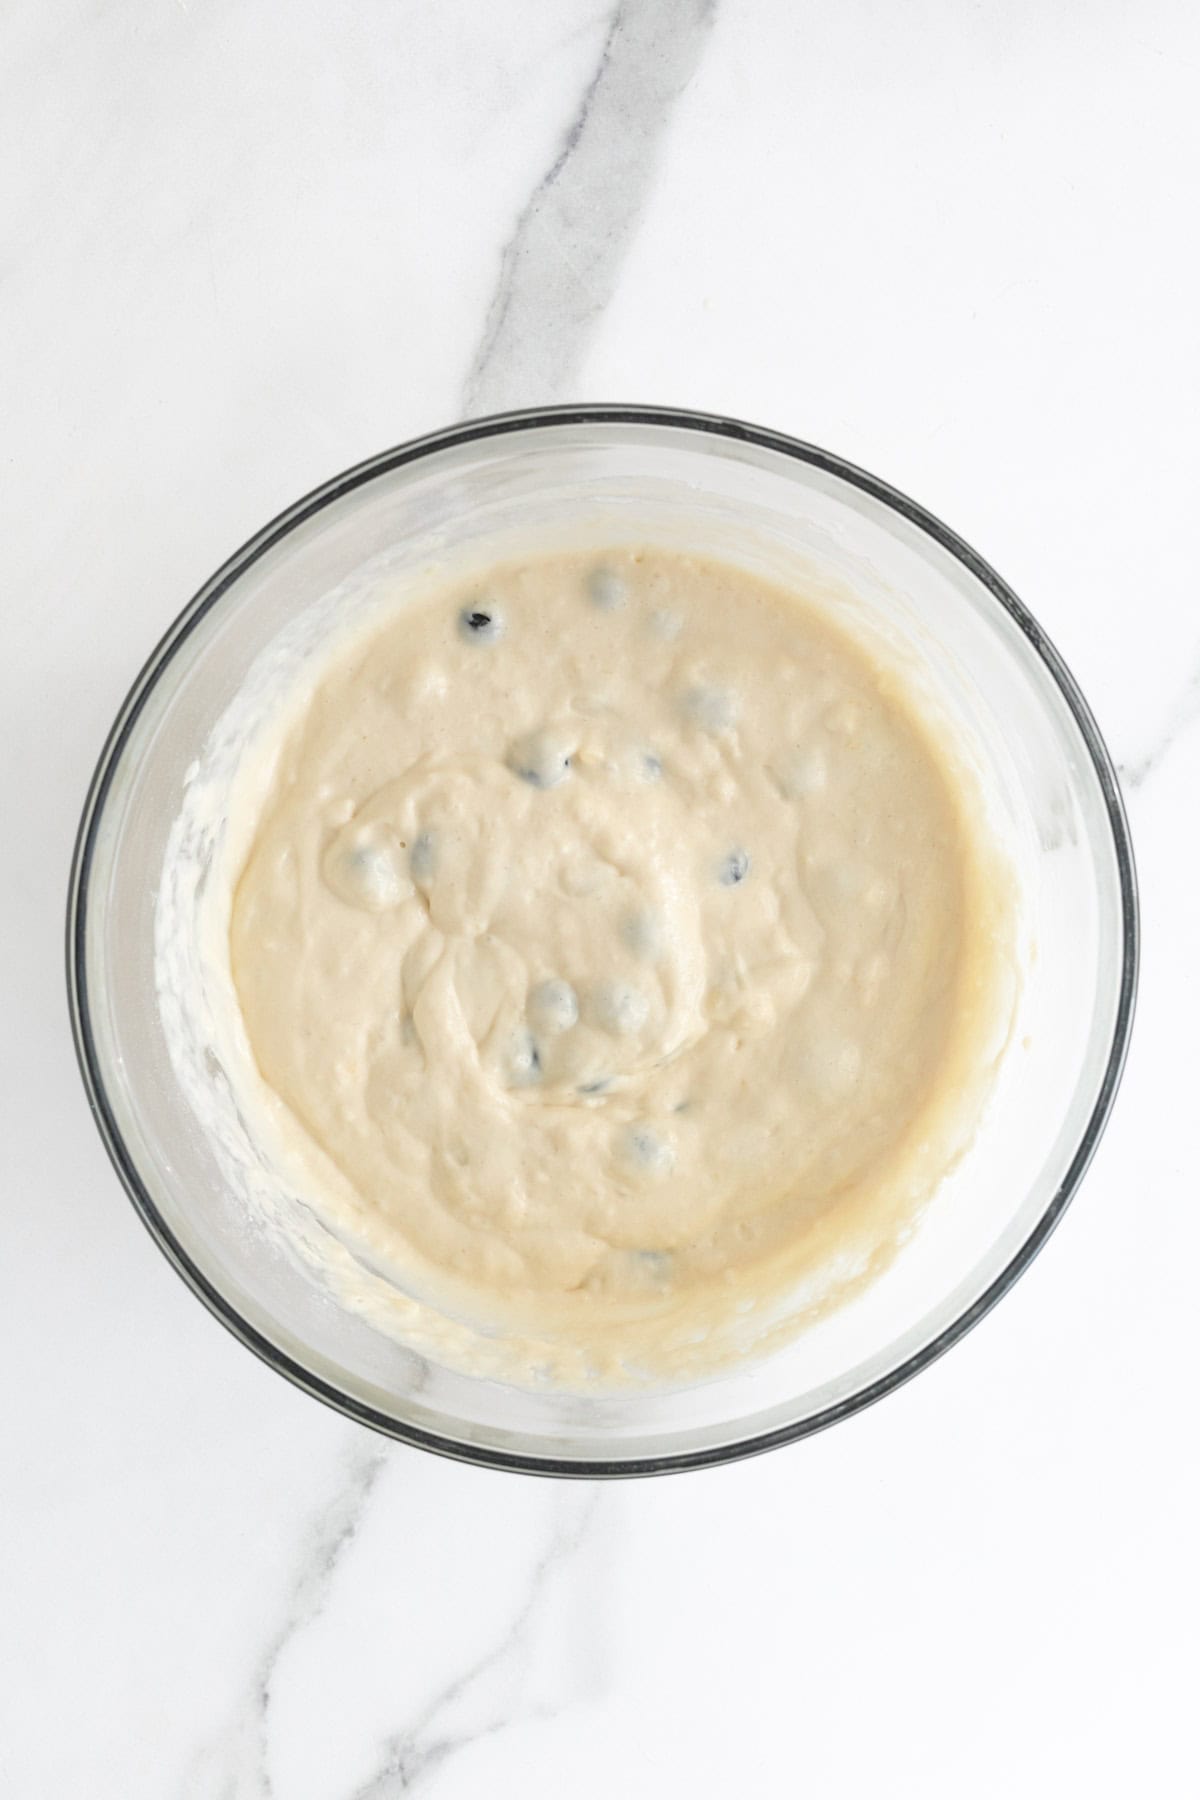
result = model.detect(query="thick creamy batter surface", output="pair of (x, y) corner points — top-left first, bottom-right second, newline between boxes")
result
(229, 548), (1009, 1379)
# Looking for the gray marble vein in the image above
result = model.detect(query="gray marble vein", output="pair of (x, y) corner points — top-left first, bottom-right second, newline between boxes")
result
(345, 1486), (603, 1799)
(463, 0), (716, 417)
(1119, 645), (1200, 791)
(185, 1441), (388, 1799)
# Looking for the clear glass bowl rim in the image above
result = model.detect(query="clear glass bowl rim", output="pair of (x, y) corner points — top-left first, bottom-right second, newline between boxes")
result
(65, 403), (1140, 1478)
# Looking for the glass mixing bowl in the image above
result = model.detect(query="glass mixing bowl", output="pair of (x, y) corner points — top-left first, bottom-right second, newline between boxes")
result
(67, 406), (1138, 1476)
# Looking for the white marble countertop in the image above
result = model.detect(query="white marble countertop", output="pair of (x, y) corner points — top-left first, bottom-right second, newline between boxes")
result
(3, 3), (1198, 1794)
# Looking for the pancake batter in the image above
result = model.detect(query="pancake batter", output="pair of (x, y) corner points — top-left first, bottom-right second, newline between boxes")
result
(227, 547), (1011, 1379)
